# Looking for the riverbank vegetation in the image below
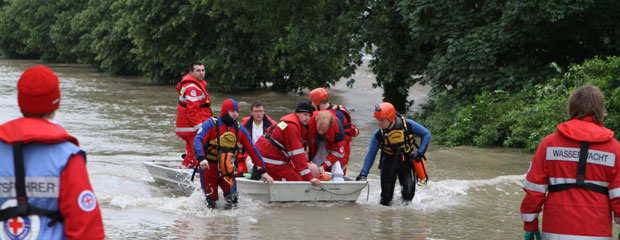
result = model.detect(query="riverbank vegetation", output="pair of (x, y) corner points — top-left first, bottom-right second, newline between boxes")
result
(419, 57), (620, 151)
(1, 0), (619, 149)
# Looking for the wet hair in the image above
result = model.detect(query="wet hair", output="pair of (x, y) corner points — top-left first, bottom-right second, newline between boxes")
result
(567, 85), (606, 124)
(250, 100), (264, 110)
(189, 62), (203, 72)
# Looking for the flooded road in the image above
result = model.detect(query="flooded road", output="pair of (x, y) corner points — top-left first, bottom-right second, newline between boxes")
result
(2, 59), (611, 239)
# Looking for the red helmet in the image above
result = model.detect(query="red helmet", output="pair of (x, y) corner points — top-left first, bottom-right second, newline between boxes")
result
(309, 88), (329, 106)
(374, 102), (396, 122)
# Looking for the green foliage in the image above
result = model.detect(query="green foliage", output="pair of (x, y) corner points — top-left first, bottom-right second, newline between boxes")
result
(420, 56), (620, 151)
(395, 0), (620, 97)
(0, 0), (363, 89)
(201, 0), (365, 92)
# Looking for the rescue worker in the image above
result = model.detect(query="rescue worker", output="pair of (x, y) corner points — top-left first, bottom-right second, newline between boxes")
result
(176, 62), (212, 169)
(254, 101), (321, 185)
(194, 99), (273, 209)
(309, 88), (359, 175)
(356, 102), (431, 206)
(520, 85), (620, 240)
(0, 65), (105, 239)
(237, 100), (277, 175)
(306, 111), (346, 181)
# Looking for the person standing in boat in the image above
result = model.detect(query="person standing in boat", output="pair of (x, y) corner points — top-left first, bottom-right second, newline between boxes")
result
(356, 102), (431, 206)
(236, 100), (277, 176)
(176, 62), (212, 169)
(306, 111), (347, 181)
(254, 101), (322, 185)
(309, 88), (359, 176)
(0, 65), (105, 239)
(520, 85), (620, 240)
(193, 99), (273, 209)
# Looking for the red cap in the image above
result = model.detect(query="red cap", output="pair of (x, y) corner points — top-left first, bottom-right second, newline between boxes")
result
(17, 65), (61, 114)
(220, 99), (239, 117)
(309, 88), (329, 106)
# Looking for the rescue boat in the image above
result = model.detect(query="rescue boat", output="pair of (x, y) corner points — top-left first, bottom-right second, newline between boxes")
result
(143, 161), (368, 202)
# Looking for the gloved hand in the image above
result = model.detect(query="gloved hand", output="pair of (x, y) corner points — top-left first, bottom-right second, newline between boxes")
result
(356, 174), (367, 181)
(350, 125), (360, 137)
(411, 151), (423, 162)
(524, 230), (541, 240)
(250, 166), (262, 180)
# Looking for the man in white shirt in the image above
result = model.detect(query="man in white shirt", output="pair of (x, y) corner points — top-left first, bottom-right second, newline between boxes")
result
(238, 101), (277, 175)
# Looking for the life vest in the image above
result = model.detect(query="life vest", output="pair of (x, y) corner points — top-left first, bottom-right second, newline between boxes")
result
(177, 77), (211, 109)
(378, 114), (428, 184)
(175, 75), (212, 135)
(378, 115), (415, 155)
(328, 104), (358, 138)
(306, 111), (346, 166)
(0, 118), (82, 239)
(264, 121), (293, 159)
(202, 118), (240, 178)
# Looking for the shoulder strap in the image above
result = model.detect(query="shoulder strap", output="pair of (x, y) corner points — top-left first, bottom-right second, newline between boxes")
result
(264, 122), (288, 156)
(0, 142), (63, 226)
(334, 105), (352, 124)
(547, 141), (608, 195)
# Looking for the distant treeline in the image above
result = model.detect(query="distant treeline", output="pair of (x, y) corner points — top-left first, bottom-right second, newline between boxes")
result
(1, 0), (619, 150)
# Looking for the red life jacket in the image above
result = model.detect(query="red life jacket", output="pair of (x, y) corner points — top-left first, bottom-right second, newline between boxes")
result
(327, 104), (358, 139)
(306, 110), (346, 170)
(175, 74), (212, 136)
(0, 117), (78, 145)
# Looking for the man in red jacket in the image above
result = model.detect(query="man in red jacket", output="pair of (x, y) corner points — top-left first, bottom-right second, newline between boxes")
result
(254, 101), (321, 185)
(0, 65), (105, 239)
(520, 85), (620, 239)
(176, 62), (212, 168)
(307, 111), (346, 180)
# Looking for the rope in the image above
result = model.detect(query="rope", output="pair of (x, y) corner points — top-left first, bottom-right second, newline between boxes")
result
(366, 181), (370, 202)
(317, 181), (369, 196)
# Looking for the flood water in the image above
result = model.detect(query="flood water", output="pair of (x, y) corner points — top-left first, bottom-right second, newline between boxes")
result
(2, 59), (615, 239)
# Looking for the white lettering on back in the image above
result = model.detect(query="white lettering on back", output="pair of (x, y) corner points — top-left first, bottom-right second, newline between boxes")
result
(546, 147), (615, 167)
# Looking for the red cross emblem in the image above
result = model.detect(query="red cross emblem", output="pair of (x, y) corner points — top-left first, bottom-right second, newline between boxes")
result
(84, 196), (92, 205)
(8, 217), (24, 235)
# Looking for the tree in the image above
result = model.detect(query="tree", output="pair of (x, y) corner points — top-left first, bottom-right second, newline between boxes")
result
(396, 0), (620, 96)
(361, 0), (429, 112)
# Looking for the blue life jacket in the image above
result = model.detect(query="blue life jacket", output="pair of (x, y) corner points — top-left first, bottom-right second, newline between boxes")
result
(0, 141), (83, 240)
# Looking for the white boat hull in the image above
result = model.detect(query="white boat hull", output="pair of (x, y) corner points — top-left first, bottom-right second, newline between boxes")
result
(143, 161), (368, 202)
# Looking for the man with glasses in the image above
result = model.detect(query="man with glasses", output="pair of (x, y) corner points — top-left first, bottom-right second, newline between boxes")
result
(175, 62), (212, 169)
(238, 100), (277, 175)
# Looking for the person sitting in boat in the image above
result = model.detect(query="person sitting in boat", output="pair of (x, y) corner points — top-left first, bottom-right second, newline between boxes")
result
(309, 88), (359, 177)
(236, 100), (277, 176)
(176, 62), (212, 169)
(307, 110), (347, 181)
(193, 99), (274, 209)
(254, 101), (321, 185)
(356, 102), (431, 206)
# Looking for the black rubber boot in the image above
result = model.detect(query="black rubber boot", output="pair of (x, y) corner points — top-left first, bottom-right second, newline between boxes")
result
(224, 194), (238, 210)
